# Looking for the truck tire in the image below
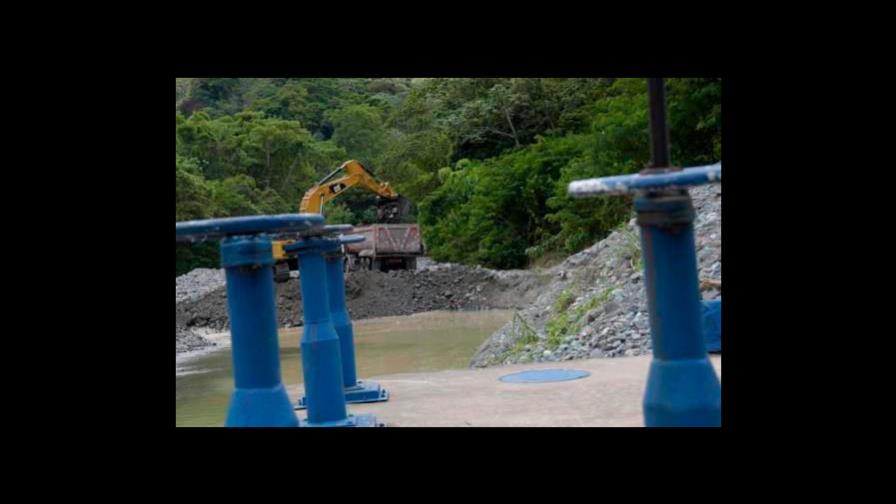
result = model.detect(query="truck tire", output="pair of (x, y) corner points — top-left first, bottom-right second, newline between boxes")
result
(274, 262), (291, 283)
(405, 257), (417, 270)
(373, 259), (384, 272)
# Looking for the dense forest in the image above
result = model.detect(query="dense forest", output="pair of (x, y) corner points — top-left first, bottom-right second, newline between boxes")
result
(176, 77), (721, 275)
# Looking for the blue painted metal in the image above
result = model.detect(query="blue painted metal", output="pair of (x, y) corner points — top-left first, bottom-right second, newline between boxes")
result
(292, 235), (381, 427)
(567, 163), (721, 198)
(636, 192), (721, 426)
(271, 224), (352, 242)
(567, 166), (722, 427)
(499, 369), (591, 384)
(334, 233), (366, 245)
(283, 234), (365, 254)
(176, 214), (325, 243)
(176, 215), (330, 427)
(294, 234), (389, 409)
(702, 300), (721, 353)
(321, 224), (354, 234)
(299, 415), (383, 428)
(221, 235), (299, 427)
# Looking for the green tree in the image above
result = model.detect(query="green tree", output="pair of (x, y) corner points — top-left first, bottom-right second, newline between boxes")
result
(378, 128), (453, 204)
(175, 154), (217, 276)
(320, 202), (354, 225)
(176, 112), (246, 180)
(180, 78), (244, 116)
(240, 115), (316, 193)
(420, 79), (663, 267)
(175, 155), (212, 221)
(419, 134), (589, 269)
(545, 79), (649, 254)
(668, 78), (722, 164)
(209, 175), (289, 217)
(327, 104), (388, 168)
(176, 78), (191, 107)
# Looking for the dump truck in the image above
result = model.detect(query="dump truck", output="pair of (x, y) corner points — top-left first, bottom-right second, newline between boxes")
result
(344, 223), (424, 272)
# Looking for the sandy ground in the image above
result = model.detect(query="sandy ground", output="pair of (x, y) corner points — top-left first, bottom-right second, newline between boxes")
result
(286, 354), (722, 427)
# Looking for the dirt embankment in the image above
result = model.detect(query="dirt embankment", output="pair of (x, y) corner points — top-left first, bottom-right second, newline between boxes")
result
(175, 263), (546, 353)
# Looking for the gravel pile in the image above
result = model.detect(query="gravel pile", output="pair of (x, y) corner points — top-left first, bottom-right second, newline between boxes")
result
(176, 269), (225, 304)
(176, 269), (227, 353)
(175, 328), (215, 353)
(469, 184), (721, 367)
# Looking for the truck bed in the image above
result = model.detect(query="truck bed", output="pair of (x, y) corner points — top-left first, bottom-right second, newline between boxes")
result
(345, 224), (423, 256)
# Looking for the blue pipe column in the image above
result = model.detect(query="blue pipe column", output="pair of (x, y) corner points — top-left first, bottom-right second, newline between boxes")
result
(636, 190), (721, 426)
(288, 235), (381, 427)
(296, 236), (389, 409)
(221, 236), (299, 427)
(568, 164), (722, 427)
(176, 214), (325, 427)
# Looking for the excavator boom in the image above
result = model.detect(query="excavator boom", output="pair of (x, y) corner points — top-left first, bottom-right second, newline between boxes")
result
(299, 160), (399, 214)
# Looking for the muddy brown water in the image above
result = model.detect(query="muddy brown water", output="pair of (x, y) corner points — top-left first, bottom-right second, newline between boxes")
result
(175, 310), (513, 427)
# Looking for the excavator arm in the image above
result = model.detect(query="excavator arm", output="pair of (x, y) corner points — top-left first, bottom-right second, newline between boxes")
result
(299, 160), (399, 214)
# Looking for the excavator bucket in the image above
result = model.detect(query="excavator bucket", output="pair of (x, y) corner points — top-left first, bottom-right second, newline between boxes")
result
(376, 196), (411, 223)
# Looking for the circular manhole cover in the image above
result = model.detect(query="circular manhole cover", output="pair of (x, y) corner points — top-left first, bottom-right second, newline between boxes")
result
(499, 369), (591, 384)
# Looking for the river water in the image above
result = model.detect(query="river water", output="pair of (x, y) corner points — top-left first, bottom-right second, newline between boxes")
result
(175, 310), (513, 427)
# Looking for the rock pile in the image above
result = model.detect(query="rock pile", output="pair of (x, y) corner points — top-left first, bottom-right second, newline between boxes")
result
(469, 184), (721, 367)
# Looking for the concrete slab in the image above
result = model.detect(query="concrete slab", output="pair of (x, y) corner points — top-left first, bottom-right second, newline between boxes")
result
(287, 355), (721, 427)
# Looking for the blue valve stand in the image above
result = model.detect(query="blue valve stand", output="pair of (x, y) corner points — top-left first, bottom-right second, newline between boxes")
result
(176, 214), (325, 427)
(636, 192), (721, 427)
(221, 236), (299, 427)
(291, 236), (381, 427)
(295, 236), (389, 409)
(569, 164), (722, 427)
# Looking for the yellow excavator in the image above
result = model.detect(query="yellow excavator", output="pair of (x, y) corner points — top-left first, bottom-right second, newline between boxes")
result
(271, 160), (410, 281)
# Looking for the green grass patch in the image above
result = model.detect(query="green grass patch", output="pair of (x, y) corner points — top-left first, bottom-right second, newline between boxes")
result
(619, 230), (643, 272)
(545, 287), (615, 350)
(508, 312), (539, 357)
(574, 287), (614, 320)
(546, 288), (576, 349)
(553, 289), (575, 313)
(545, 311), (570, 349)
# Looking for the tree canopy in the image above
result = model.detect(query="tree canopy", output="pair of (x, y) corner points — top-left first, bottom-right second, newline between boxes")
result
(176, 77), (721, 274)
